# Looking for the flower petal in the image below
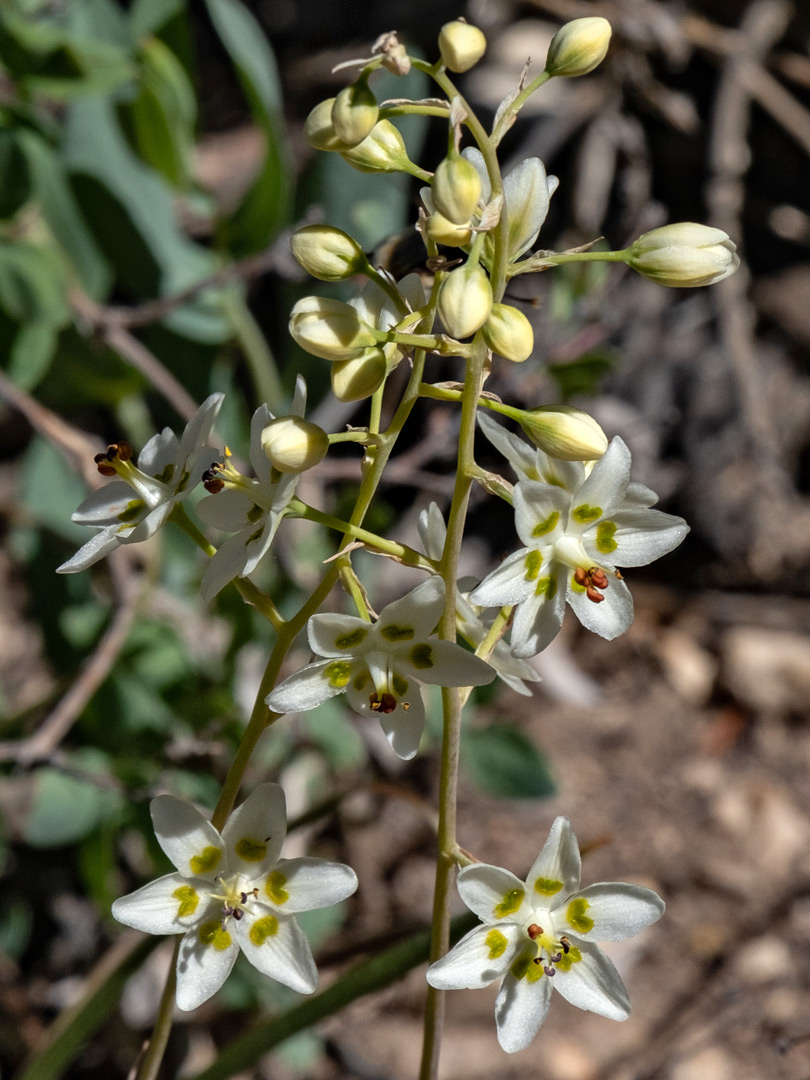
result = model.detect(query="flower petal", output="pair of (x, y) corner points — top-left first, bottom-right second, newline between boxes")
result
(551, 938), (630, 1020)
(199, 531), (253, 602)
(176, 922), (238, 1011)
(307, 613), (374, 658)
(221, 782), (287, 875)
(234, 906), (318, 995)
(568, 437), (630, 522)
(268, 856), (358, 912)
(509, 569), (566, 658)
(267, 657), (356, 714)
(524, 816), (581, 900)
(501, 155), (553, 260)
(376, 576), (445, 641)
(470, 549), (536, 608)
(567, 572), (634, 640)
(71, 482), (141, 526)
(457, 864), (531, 925)
(150, 795), (224, 880)
(196, 489), (254, 531)
(394, 639), (494, 688)
(417, 503), (446, 562)
(426, 923), (521, 990)
(569, 883), (665, 941)
(56, 527), (123, 574)
(584, 509), (688, 569)
(345, 672), (427, 760)
(111, 873), (213, 935)
(249, 403), (274, 485)
(513, 482), (569, 549)
(177, 393), (224, 462)
(494, 964), (553, 1053)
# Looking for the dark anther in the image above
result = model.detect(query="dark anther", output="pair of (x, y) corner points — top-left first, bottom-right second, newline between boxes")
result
(544, 965), (555, 977)
(533, 956), (543, 965)
(589, 567), (608, 589)
(370, 693), (397, 714)
(232, 908), (244, 921)
(95, 461), (117, 477)
(560, 936), (570, 954)
(222, 904), (234, 918)
(527, 924), (543, 940)
(586, 586), (605, 604)
(202, 463), (225, 494)
(550, 952), (562, 963)
(574, 567), (589, 587)
(402, 701), (410, 711)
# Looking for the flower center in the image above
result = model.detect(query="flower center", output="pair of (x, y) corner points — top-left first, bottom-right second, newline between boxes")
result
(525, 921), (575, 977)
(210, 873), (259, 930)
(573, 565), (609, 604)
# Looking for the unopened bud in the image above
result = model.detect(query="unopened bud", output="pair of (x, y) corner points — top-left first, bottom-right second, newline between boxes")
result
(331, 348), (388, 401)
(426, 211), (472, 247)
(438, 20), (487, 73)
(304, 98), (344, 151)
(291, 225), (367, 281)
(438, 262), (493, 339)
(517, 405), (608, 460)
(289, 296), (377, 360)
(482, 304), (534, 362)
(626, 223), (740, 287)
(432, 156), (482, 225)
(340, 120), (412, 174)
(545, 17), (612, 78)
(331, 79), (379, 146)
(261, 416), (329, 474)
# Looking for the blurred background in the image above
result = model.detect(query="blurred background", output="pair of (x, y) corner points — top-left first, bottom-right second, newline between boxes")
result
(1, 0), (810, 1078)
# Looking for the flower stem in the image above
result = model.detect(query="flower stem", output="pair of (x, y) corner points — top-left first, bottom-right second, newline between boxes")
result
(289, 498), (436, 571)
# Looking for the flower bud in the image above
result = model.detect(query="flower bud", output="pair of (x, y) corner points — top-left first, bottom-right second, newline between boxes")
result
(291, 225), (368, 281)
(426, 211), (472, 247)
(438, 262), (493, 339)
(261, 416), (329, 474)
(438, 20), (487, 73)
(544, 17), (612, 78)
(482, 304), (534, 362)
(432, 156), (482, 225)
(289, 296), (377, 360)
(626, 223), (740, 287)
(517, 405), (608, 461)
(331, 80), (379, 146)
(304, 98), (344, 151)
(340, 120), (412, 173)
(331, 348), (388, 401)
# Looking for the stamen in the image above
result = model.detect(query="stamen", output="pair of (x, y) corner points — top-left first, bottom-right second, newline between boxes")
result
(202, 463), (225, 493)
(544, 965), (555, 977)
(574, 567), (589, 587)
(589, 567), (608, 589)
(560, 935), (570, 954)
(586, 586), (605, 604)
(369, 692), (397, 714)
(232, 908), (244, 920)
(527, 923), (543, 940)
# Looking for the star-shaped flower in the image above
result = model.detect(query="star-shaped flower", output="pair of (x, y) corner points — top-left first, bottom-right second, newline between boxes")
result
(196, 376), (310, 601)
(426, 817), (664, 1053)
(57, 394), (224, 574)
(111, 783), (358, 1011)
(267, 577), (495, 759)
(470, 436), (688, 657)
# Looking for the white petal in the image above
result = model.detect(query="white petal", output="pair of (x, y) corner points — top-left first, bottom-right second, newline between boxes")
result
(513, 482), (569, 548)
(510, 570), (567, 658)
(176, 922), (238, 1011)
(234, 906), (318, 995)
(501, 156), (552, 259)
(375, 577), (445, 641)
(199, 532), (252, 602)
(551, 938), (630, 1020)
(568, 883), (665, 941)
(417, 503), (446, 562)
(221, 783), (287, 875)
(138, 429), (178, 478)
(397, 273), (426, 313)
(111, 873), (213, 935)
(426, 924), (520, 990)
(568, 572), (634, 640)
(150, 795), (224, 880)
(457, 864), (531, 925)
(56, 527), (122, 573)
(569, 437), (631, 522)
(495, 965), (553, 1053)
(267, 658), (354, 714)
(290, 373), (307, 417)
(394, 639), (494, 688)
(71, 482), (140, 525)
(584, 509), (688, 569)
(267, 857), (358, 912)
(525, 817), (581, 899)
(470, 549), (536, 608)
(178, 393), (224, 461)
(249, 403), (274, 484)
(345, 673), (426, 760)
(196, 489), (254, 531)
(477, 411), (539, 480)
(307, 613), (373, 658)
(240, 511), (283, 577)
(624, 481), (658, 508)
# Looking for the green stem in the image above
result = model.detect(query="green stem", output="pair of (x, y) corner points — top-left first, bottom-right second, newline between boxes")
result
(290, 498), (436, 571)
(509, 249), (627, 277)
(491, 70), (552, 145)
(134, 940), (179, 1080)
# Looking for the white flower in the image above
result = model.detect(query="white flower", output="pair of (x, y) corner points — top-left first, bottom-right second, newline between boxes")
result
(111, 783), (358, 1011)
(267, 577), (495, 759)
(417, 503), (539, 697)
(426, 816), (664, 1053)
(196, 376), (309, 602)
(57, 394), (224, 574)
(470, 436), (688, 657)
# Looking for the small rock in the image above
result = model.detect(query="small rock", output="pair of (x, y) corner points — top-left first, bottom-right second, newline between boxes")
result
(722, 627), (810, 714)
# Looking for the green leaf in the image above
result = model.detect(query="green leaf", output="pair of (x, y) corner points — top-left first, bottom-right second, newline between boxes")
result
(462, 724), (556, 799)
(304, 700), (366, 772)
(205, 0), (289, 252)
(547, 349), (617, 401)
(24, 752), (122, 847)
(7, 321), (58, 390)
(16, 129), (112, 298)
(0, 128), (32, 218)
(19, 434), (88, 542)
(129, 0), (185, 39)
(0, 241), (69, 326)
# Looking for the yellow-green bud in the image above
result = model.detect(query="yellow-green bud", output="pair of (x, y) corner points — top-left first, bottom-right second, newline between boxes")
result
(331, 80), (379, 147)
(626, 223), (739, 287)
(438, 20), (487, 73)
(517, 405), (608, 461)
(304, 98), (344, 151)
(482, 304), (534, 362)
(340, 120), (411, 174)
(545, 17), (612, 78)
(289, 296), (376, 360)
(291, 226), (367, 281)
(426, 211), (472, 247)
(261, 416), (329, 474)
(438, 262), (493, 339)
(432, 156), (482, 225)
(331, 348), (388, 402)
